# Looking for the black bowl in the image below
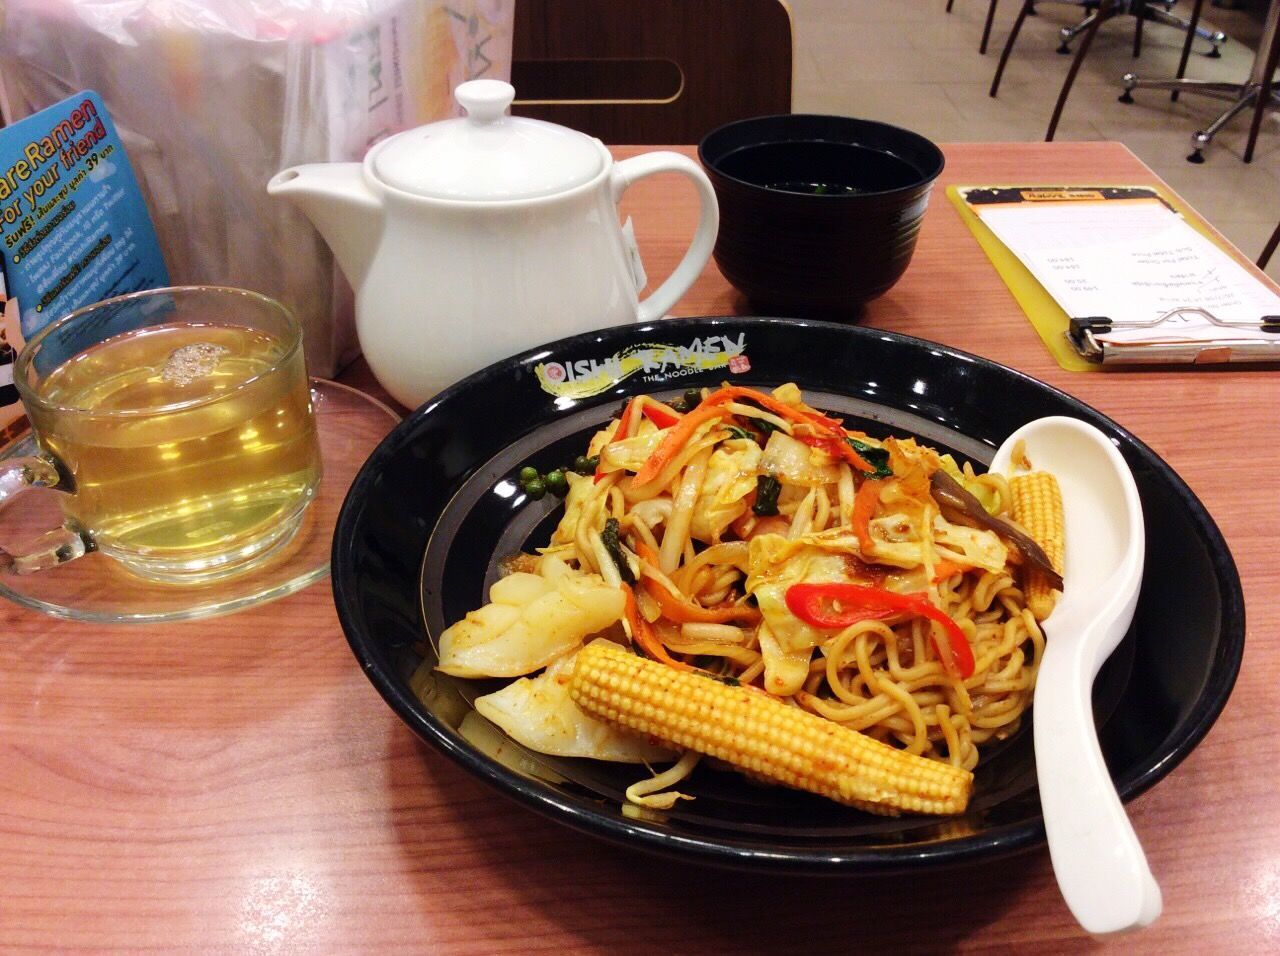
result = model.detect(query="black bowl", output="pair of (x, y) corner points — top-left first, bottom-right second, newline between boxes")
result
(699, 115), (945, 319)
(332, 317), (1243, 874)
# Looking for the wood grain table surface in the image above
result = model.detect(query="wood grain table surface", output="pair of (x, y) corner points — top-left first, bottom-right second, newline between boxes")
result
(2, 143), (1277, 953)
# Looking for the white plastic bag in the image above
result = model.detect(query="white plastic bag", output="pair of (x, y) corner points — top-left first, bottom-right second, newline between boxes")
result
(0, 0), (514, 376)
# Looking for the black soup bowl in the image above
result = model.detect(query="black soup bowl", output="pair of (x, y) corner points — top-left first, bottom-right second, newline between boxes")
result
(699, 115), (946, 318)
(331, 317), (1243, 875)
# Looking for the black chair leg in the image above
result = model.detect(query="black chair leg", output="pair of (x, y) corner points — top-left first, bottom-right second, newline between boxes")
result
(1260, 220), (1280, 270)
(1243, 10), (1280, 163)
(980, 0), (1000, 55)
(991, 0), (1034, 97)
(947, 0), (956, 13)
(1133, 1), (1146, 58)
(1171, 0), (1205, 102)
(1046, 0), (1114, 141)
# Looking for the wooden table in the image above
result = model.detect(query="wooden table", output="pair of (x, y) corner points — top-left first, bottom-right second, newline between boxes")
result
(3, 143), (1277, 952)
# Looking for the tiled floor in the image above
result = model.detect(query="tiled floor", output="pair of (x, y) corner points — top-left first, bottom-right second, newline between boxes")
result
(788, 0), (1280, 279)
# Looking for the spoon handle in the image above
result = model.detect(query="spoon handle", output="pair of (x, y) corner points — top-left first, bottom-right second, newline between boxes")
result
(1034, 634), (1162, 934)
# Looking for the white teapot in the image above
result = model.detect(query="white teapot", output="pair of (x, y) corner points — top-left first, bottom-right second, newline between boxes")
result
(268, 80), (718, 408)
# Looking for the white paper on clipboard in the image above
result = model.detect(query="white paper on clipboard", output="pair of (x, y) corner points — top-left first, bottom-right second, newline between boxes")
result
(967, 191), (1280, 359)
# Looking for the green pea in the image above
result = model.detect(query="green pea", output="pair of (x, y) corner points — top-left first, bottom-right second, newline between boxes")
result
(518, 466), (539, 484)
(545, 469), (568, 496)
(572, 455), (592, 475)
(524, 478), (546, 500)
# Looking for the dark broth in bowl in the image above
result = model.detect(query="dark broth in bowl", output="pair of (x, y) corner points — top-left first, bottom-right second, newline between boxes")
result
(719, 141), (922, 195)
(769, 181), (862, 196)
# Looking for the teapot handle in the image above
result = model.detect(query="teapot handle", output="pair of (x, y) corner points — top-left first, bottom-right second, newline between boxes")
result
(611, 152), (719, 324)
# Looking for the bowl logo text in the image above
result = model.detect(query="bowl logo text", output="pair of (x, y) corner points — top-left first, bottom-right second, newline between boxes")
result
(534, 334), (748, 399)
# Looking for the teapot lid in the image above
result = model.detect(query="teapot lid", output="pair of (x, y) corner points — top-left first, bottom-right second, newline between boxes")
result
(371, 80), (604, 201)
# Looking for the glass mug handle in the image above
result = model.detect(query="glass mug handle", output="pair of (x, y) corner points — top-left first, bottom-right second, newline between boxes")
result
(0, 454), (92, 574)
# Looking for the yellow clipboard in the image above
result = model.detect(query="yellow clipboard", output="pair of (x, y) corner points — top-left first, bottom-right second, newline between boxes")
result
(947, 184), (1241, 372)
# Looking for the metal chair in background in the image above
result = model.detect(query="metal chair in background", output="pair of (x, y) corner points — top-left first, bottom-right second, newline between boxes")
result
(945, 0), (1013, 55)
(1120, 0), (1280, 163)
(954, 0), (1224, 55)
(1261, 220), (1280, 270)
(1050, 0), (1224, 55)
(990, 0), (1219, 140)
(509, 0), (793, 145)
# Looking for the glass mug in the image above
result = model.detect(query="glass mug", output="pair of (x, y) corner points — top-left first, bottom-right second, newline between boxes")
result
(1, 287), (322, 583)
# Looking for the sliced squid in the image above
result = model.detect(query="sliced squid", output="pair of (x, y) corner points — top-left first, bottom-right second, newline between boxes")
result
(475, 647), (673, 763)
(436, 560), (625, 679)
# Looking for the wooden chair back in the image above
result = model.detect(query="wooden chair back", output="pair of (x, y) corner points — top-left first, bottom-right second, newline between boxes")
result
(511, 0), (793, 144)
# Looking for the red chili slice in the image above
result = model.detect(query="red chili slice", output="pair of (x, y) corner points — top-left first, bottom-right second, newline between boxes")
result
(784, 582), (976, 680)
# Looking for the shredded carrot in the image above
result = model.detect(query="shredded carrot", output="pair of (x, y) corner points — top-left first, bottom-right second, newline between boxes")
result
(793, 433), (876, 474)
(707, 385), (876, 472)
(595, 398), (641, 483)
(852, 478), (882, 559)
(615, 398), (641, 439)
(728, 510), (754, 540)
(703, 384), (844, 432)
(631, 403), (728, 486)
(634, 542), (761, 625)
(931, 559), (971, 582)
(621, 583), (691, 670)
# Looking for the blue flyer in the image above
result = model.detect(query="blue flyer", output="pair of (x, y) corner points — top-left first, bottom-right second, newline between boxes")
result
(0, 90), (169, 442)
(0, 90), (169, 340)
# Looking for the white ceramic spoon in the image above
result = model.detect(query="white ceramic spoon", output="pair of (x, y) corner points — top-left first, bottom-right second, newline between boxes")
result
(991, 416), (1161, 935)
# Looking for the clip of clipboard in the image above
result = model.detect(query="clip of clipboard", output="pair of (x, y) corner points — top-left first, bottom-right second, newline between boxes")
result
(1068, 307), (1280, 365)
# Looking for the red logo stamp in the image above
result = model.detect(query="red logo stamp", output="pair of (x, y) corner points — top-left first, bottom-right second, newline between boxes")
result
(728, 354), (751, 374)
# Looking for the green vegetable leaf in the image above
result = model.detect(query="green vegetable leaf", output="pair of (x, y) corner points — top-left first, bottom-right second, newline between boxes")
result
(601, 517), (635, 585)
(849, 438), (893, 479)
(753, 474), (782, 516)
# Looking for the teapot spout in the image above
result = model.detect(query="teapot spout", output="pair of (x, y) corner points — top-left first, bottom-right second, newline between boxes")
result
(268, 164), (382, 288)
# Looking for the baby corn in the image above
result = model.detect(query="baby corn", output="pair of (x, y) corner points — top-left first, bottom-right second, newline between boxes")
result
(1009, 471), (1065, 621)
(569, 641), (973, 816)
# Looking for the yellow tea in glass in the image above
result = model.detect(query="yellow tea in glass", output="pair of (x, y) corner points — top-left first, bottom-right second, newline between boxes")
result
(11, 287), (321, 582)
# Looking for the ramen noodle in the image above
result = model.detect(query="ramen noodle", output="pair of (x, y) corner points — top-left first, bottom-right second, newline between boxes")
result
(435, 384), (1064, 814)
